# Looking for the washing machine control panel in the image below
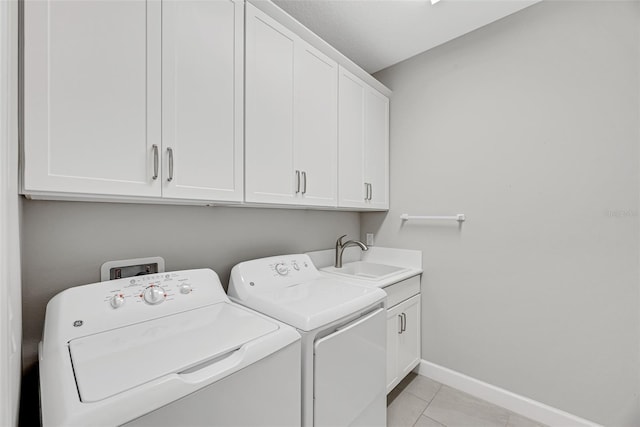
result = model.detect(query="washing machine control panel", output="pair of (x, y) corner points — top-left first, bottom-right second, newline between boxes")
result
(97, 270), (231, 315)
(102, 272), (193, 309)
(46, 269), (229, 342)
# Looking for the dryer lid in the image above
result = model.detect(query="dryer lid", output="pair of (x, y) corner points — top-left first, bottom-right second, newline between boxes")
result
(69, 302), (278, 402)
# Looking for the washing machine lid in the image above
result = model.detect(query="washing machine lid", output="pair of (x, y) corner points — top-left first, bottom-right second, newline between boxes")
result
(239, 278), (385, 331)
(69, 302), (278, 403)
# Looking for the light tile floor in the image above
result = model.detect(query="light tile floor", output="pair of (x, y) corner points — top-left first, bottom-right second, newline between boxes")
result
(387, 373), (547, 427)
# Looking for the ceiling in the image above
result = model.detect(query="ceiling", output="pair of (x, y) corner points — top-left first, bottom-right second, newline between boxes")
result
(273, 0), (541, 74)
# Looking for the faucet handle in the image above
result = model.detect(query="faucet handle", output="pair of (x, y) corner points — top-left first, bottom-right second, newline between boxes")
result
(336, 234), (347, 246)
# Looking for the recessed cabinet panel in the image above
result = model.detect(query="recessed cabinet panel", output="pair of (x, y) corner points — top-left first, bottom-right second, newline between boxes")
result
(245, 5), (297, 204)
(338, 68), (367, 208)
(23, 0), (161, 196)
(162, 0), (243, 201)
(294, 45), (338, 207)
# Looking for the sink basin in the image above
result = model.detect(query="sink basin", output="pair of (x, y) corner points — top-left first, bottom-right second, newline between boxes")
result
(321, 261), (408, 281)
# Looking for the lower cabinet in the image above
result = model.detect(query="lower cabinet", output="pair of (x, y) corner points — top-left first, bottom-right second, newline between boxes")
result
(386, 281), (421, 393)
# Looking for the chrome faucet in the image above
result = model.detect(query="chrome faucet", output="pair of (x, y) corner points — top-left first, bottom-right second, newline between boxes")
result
(335, 234), (368, 268)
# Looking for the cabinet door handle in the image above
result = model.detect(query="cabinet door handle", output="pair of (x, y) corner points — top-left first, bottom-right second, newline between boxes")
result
(302, 171), (307, 195)
(152, 144), (159, 180)
(398, 314), (403, 334)
(369, 183), (373, 201)
(364, 183), (369, 201)
(401, 313), (407, 332)
(167, 147), (174, 182)
(295, 170), (301, 193)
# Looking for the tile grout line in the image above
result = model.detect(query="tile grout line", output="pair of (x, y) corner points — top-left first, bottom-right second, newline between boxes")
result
(410, 382), (444, 427)
(419, 382), (443, 414)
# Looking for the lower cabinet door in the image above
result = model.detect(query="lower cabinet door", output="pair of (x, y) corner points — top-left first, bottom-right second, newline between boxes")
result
(386, 304), (401, 392)
(397, 295), (421, 379)
(387, 294), (421, 393)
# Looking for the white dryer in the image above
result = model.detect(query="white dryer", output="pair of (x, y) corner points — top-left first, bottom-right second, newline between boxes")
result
(39, 269), (301, 427)
(228, 254), (387, 427)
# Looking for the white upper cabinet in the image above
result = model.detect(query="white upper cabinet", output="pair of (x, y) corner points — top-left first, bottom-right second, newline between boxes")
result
(364, 89), (390, 209)
(338, 68), (367, 209)
(162, 0), (243, 202)
(245, 5), (297, 205)
(23, 0), (243, 203)
(293, 44), (338, 206)
(338, 66), (389, 210)
(23, 0), (162, 197)
(23, 0), (388, 210)
(245, 4), (338, 207)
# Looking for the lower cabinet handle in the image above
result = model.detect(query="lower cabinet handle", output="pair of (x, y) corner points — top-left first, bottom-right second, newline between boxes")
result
(398, 314), (403, 334)
(369, 183), (373, 201)
(167, 147), (174, 182)
(295, 170), (300, 194)
(302, 171), (307, 195)
(152, 144), (159, 180)
(364, 183), (369, 201)
(401, 313), (407, 332)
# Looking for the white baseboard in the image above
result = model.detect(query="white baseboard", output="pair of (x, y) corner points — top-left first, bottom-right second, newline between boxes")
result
(415, 360), (601, 427)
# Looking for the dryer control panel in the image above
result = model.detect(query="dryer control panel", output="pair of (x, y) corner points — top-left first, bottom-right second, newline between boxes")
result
(270, 257), (313, 278)
(228, 254), (322, 301)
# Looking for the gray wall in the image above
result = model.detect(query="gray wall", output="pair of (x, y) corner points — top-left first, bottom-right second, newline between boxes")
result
(363, 1), (640, 425)
(21, 200), (358, 368)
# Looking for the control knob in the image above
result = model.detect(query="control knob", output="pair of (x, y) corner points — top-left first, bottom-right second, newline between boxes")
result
(179, 284), (192, 294)
(275, 263), (289, 276)
(110, 294), (125, 309)
(143, 285), (166, 305)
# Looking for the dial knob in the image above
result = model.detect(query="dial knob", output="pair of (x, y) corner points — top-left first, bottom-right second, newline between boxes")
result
(143, 285), (166, 305)
(110, 294), (125, 309)
(275, 263), (289, 276)
(179, 284), (192, 294)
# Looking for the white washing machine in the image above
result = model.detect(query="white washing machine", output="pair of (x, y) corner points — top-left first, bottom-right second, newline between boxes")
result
(39, 269), (301, 427)
(228, 254), (387, 427)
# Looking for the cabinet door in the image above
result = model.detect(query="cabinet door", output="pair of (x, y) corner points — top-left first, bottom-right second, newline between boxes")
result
(294, 44), (338, 207)
(337, 67), (368, 208)
(162, 0), (243, 202)
(23, 0), (161, 197)
(386, 304), (402, 393)
(365, 89), (390, 209)
(245, 4), (297, 205)
(397, 295), (421, 379)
